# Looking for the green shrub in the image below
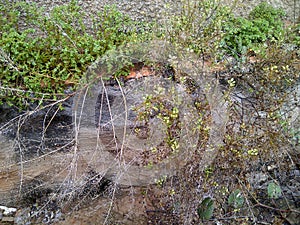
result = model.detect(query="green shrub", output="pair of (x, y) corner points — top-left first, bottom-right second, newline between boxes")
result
(221, 2), (286, 58)
(249, 2), (285, 37)
(0, 0), (149, 108)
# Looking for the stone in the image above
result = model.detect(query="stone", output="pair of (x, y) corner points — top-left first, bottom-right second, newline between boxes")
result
(2, 216), (15, 222)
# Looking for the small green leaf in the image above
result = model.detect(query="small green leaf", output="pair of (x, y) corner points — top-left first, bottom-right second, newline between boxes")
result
(197, 197), (214, 220)
(267, 182), (282, 199)
(228, 189), (244, 208)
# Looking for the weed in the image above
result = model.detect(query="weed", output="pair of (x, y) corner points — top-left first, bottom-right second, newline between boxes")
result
(221, 2), (286, 58)
(0, 1), (149, 108)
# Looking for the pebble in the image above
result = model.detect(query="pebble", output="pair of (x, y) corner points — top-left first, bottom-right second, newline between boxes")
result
(2, 216), (15, 222)
(0, 206), (17, 216)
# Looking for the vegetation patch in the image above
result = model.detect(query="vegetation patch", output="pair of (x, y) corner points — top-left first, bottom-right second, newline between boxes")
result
(0, 0), (150, 108)
(221, 2), (286, 58)
(0, 0), (299, 224)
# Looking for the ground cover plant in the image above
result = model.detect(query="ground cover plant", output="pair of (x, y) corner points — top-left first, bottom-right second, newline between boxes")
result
(0, 0), (299, 224)
(0, 0), (151, 109)
(221, 1), (286, 59)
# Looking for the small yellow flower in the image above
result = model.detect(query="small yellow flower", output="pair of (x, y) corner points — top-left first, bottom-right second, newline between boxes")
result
(247, 148), (258, 156)
(169, 189), (176, 196)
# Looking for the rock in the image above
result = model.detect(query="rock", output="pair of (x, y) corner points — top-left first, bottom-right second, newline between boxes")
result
(0, 205), (17, 224)
(0, 206), (17, 216)
(2, 216), (15, 222)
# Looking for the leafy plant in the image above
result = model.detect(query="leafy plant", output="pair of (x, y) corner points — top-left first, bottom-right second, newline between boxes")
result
(197, 197), (214, 220)
(228, 189), (244, 208)
(285, 17), (300, 46)
(221, 2), (286, 58)
(249, 2), (285, 34)
(0, 0), (149, 108)
(267, 182), (282, 199)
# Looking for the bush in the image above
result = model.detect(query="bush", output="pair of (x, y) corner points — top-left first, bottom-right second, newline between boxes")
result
(221, 2), (286, 58)
(164, 0), (232, 55)
(0, 0), (149, 108)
